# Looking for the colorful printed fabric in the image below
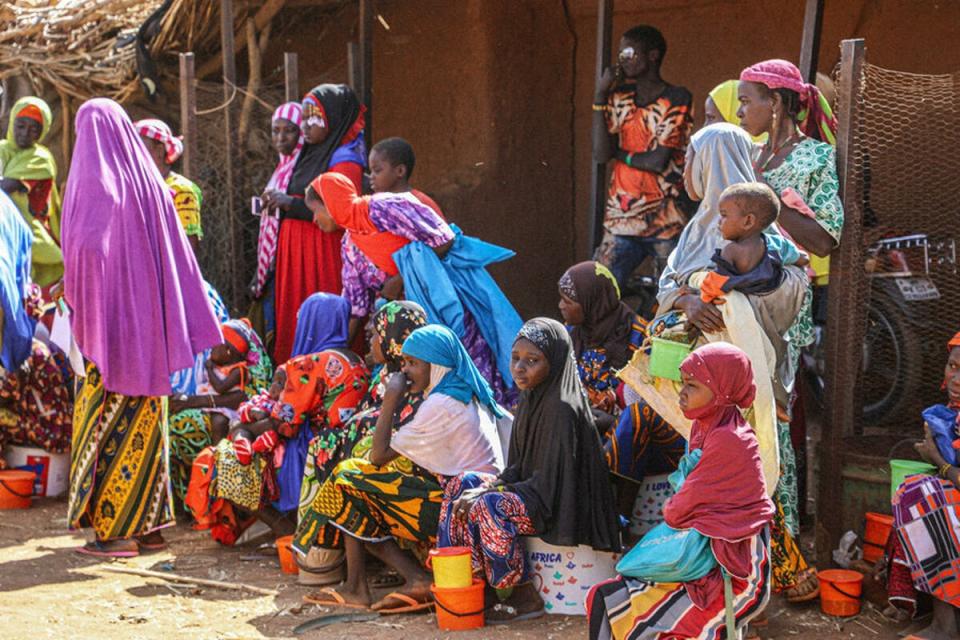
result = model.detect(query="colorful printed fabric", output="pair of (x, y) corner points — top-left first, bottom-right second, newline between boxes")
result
(276, 350), (370, 435)
(438, 472), (536, 590)
(604, 400), (685, 482)
(775, 417), (800, 536)
(577, 316), (646, 415)
(769, 497), (809, 592)
(893, 474), (960, 606)
(212, 438), (267, 512)
(586, 529), (770, 640)
(884, 532), (917, 615)
(740, 59), (838, 144)
(135, 118), (184, 164)
(292, 456), (442, 555)
(165, 172), (203, 239)
(604, 84), (693, 240)
(169, 409), (213, 503)
(67, 364), (173, 541)
(0, 340), (72, 452)
(374, 301), (429, 371)
(340, 235), (389, 318)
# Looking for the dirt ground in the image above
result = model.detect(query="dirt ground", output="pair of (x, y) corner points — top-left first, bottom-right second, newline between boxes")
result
(0, 498), (916, 640)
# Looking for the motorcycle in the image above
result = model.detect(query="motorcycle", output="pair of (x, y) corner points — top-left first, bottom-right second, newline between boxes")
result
(802, 233), (957, 430)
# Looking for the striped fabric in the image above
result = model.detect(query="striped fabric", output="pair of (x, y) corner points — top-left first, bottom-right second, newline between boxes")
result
(893, 475), (960, 606)
(254, 102), (304, 297)
(135, 118), (184, 164)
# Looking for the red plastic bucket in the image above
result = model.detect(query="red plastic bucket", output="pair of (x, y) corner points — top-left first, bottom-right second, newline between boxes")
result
(0, 470), (35, 509)
(862, 512), (894, 563)
(818, 569), (863, 617)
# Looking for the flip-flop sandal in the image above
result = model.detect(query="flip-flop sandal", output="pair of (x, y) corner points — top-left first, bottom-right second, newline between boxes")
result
(486, 602), (545, 625)
(303, 586), (370, 610)
(75, 540), (139, 558)
(374, 592), (435, 615)
(137, 539), (167, 551)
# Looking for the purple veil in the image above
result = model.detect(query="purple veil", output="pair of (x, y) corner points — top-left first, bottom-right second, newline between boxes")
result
(62, 98), (221, 396)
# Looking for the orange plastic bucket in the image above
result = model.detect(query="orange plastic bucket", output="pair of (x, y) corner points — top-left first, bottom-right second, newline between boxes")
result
(428, 546), (473, 589)
(0, 470), (35, 509)
(862, 512), (894, 563)
(818, 569), (863, 617)
(431, 578), (485, 631)
(276, 535), (298, 574)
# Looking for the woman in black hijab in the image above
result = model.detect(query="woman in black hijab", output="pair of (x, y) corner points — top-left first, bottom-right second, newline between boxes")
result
(264, 84), (366, 364)
(439, 317), (621, 623)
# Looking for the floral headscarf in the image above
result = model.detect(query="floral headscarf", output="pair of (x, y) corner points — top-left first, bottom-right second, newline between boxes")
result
(373, 300), (427, 371)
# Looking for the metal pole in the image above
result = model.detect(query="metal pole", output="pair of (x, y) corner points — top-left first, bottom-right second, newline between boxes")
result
(588, 0), (613, 259)
(815, 38), (866, 564)
(179, 52), (197, 180)
(284, 52), (299, 103)
(799, 0), (825, 83)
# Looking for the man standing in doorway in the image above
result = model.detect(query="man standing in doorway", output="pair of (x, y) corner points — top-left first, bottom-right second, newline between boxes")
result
(593, 25), (693, 295)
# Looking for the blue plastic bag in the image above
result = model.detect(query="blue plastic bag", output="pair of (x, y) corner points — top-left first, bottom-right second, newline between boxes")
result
(921, 404), (958, 466)
(615, 448), (717, 582)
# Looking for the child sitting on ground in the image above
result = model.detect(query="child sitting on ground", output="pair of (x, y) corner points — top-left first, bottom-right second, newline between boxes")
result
(230, 368), (294, 465)
(202, 323), (253, 443)
(699, 182), (807, 303)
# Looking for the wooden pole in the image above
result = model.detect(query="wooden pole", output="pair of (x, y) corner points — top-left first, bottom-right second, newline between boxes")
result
(358, 0), (373, 141)
(198, 0), (288, 80)
(220, 0), (242, 308)
(179, 52), (197, 180)
(284, 52), (299, 103)
(347, 41), (359, 92)
(799, 0), (825, 83)
(588, 0), (613, 258)
(815, 38), (867, 564)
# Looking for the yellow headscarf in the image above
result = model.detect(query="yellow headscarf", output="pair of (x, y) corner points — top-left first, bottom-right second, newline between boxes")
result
(0, 96), (62, 286)
(707, 80), (767, 143)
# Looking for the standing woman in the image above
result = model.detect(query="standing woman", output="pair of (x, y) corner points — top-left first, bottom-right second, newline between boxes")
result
(265, 84), (366, 364)
(249, 102), (304, 349)
(738, 59), (842, 600)
(0, 96), (63, 288)
(63, 99), (221, 557)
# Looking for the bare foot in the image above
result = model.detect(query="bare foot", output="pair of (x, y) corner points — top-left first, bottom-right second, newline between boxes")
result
(370, 580), (433, 611)
(303, 585), (372, 608)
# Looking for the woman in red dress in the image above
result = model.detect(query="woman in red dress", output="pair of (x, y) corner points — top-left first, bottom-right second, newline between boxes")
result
(263, 84), (366, 364)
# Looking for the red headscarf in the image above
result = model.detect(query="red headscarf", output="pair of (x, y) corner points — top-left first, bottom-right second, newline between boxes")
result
(664, 343), (774, 603)
(948, 331), (960, 351)
(740, 58), (838, 144)
(16, 103), (44, 126)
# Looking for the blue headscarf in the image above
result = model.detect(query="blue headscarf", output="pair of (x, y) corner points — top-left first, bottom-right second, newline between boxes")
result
(291, 292), (350, 357)
(402, 324), (503, 417)
(0, 191), (35, 371)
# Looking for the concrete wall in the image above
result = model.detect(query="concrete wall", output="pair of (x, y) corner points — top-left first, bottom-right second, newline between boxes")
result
(264, 0), (960, 318)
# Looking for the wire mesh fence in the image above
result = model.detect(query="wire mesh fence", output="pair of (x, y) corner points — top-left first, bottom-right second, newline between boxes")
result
(189, 80), (286, 316)
(812, 63), (960, 434)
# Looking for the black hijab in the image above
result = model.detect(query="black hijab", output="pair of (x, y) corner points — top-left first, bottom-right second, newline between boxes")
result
(286, 83), (363, 198)
(500, 317), (621, 552)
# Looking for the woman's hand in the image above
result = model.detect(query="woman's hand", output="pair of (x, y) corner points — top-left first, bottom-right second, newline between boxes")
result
(915, 423), (947, 467)
(451, 487), (490, 523)
(384, 371), (408, 403)
(261, 189), (294, 212)
(380, 275), (404, 301)
(676, 294), (725, 333)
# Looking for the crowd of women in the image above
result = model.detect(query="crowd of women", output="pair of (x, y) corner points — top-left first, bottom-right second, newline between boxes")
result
(0, 21), (957, 639)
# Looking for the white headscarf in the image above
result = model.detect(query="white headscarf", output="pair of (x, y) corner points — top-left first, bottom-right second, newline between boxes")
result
(657, 123), (757, 311)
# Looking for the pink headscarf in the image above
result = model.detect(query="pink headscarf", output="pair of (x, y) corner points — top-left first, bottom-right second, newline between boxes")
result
(135, 118), (184, 164)
(254, 102), (304, 297)
(664, 343), (774, 603)
(740, 59), (838, 145)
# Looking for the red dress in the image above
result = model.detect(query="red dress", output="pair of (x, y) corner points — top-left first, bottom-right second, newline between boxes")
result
(273, 161), (361, 363)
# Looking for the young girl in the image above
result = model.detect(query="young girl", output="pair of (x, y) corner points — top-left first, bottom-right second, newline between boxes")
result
(440, 318), (621, 623)
(296, 324), (505, 613)
(201, 320), (258, 443)
(587, 342), (774, 640)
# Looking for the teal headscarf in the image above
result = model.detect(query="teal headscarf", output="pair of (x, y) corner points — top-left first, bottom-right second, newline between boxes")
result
(402, 324), (503, 418)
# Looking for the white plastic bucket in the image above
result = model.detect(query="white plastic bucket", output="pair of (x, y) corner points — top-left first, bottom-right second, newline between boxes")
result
(4, 445), (70, 497)
(629, 472), (674, 537)
(524, 537), (620, 616)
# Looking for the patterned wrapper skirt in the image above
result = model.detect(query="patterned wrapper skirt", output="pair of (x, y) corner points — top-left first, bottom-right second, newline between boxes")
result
(586, 529), (770, 640)
(893, 474), (960, 607)
(67, 364), (174, 541)
(293, 456), (442, 555)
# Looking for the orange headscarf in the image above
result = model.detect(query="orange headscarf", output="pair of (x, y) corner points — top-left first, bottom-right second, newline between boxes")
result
(949, 331), (960, 351)
(16, 103), (44, 126)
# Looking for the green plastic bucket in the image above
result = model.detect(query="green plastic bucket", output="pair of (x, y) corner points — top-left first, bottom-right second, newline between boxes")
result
(889, 459), (936, 498)
(649, 337), (693, 381)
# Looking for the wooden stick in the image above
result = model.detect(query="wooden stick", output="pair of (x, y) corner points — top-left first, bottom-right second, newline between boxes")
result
(284, 52), (298, 103)
(100, 566), (277, 596)
(179, 52), (197, 180)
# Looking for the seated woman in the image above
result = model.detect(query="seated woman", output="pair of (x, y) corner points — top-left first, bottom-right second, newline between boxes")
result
(881, 332), (960, 639)
(295, 324), (505, 613)
(587, 343), (774, 640)
(169, 318), (271, 504)
(440, 318), (621, 623)
(198, 293), (369, 538)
